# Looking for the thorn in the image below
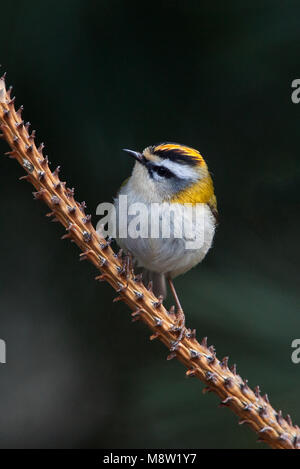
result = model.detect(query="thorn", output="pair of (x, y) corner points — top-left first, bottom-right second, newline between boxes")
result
(3, 109), (10, 120)
(262, 394), (269, 404)
(186, 368), (196, 377)
(19, 175), (30, 181)
(152, 295), (163, 308)
(147, 280), (153, 292)
(254, 385), (261, 398)
(230, 364), (237, 375)
(220, 356), (229, 369)
(67, 205), (76, 214)
(8, 97), (16, 107)
(286, 414), (293, 427)
(166, 352), (176, 361)
(153, 316), (162, 327)
(16, 105), (23, 118)
(133, 290), (143, 300)
(61, 233), (72, 240)
(40, 156), (49, 167)
(51, 195), (60, 205)
(278, 433), (294, 448)
(45, 211), (55, 217)
(95, 274), (107, 282)
(131, 308), (143, 322)
(131, 308), (142, 316)
(186, 329), (196, 340)
(79, 250), (92, 261)
(170, 341), (181, 353)
(189, 349), (200, 359)
(208, 345), (215, 354)
(7, 85), (13, 98)
(134, 273), (143, 284)
(66, 187), (75, 198)
(276, 410), (284, 425)
(53, 182), (61, 191)
(113, 296), (123, 303)
(4, 151), (16, 159)
(82, 215), (92, 224)
(37, 142), (44, 154)
(206, 354), (216, 364)
(99, 256), (107, 267)
(79, 201), (87, 212)
(219, 397), (234, 407)
(201, 337), (208, 348)
(23, 158), (34, 173)
(66, 223), (76, 233)
(82, 230), (92, 242)
(239, 419), (252, 426)
(52, 166), (60, 178)
(294, 436), (300, 449)
(202, 386), (213, 394)
(13, 135), (20, 146)
(258, 406), (268, 417)
(116, 281), (125, 292)
(100, 238), (111, 250)
(15, 120), (24, 129)
(149, 332), (160, 341)
(259, 426), (273, 435)
(29, 130), (36, 141)
(224, 378), (233, 388)
(38, 170), (45, 181)
(168, 305), (175, 315)
(33, 189), (46, 200)
(240, 379), (249, 394)
(206, 371), (217, 384)
(24, 121), (30, 131)
(244, 403), (253, 412)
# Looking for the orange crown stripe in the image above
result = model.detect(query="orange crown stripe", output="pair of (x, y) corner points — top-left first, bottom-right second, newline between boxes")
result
(154, 144), (203, 161)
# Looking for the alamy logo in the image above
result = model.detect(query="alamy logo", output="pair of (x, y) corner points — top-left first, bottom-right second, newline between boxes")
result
(96, 195), (207, 250)
(291, 339), (300, 364)
(291, 79), (300, 103)
(0, 339), (6, 364)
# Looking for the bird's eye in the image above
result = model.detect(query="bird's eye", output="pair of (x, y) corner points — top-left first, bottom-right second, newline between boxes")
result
(154, 166), (173, 178)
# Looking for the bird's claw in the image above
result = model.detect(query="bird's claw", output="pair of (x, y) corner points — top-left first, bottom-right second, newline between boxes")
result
(169, 308), (186, 351)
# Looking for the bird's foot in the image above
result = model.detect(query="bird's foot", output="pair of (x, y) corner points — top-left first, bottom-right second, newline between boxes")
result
(170, 307), (186, 351)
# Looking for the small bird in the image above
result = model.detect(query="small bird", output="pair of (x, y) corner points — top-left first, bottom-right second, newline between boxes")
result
(113, 143), (217, 345)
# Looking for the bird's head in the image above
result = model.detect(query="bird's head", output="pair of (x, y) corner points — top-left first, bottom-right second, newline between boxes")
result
(123, 143), (214, 204)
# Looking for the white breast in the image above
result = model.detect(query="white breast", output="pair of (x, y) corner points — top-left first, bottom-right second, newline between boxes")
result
(112, 181), (216, 278)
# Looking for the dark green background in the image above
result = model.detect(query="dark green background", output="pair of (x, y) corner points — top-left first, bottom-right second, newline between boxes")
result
(0, 0), (299, 449)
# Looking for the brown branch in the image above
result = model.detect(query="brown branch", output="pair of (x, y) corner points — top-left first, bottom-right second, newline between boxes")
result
(0, 74), (299, 450)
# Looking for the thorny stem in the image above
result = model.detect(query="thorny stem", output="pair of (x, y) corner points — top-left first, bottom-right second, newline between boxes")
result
(0, 75), (299, 450)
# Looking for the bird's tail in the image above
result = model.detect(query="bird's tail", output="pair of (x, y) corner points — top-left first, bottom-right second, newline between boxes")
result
(142, 269), (167, 299)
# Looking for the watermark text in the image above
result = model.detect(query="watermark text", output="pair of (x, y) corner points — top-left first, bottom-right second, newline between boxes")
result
(0, 339), (6, 364)
(291, 339), (300, 364)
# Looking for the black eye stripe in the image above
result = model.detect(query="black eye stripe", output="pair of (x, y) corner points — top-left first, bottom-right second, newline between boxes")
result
(152, 165), (174, 178)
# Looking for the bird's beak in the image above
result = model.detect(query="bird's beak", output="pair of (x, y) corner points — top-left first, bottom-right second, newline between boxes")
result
(123, 149), (146, 165)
